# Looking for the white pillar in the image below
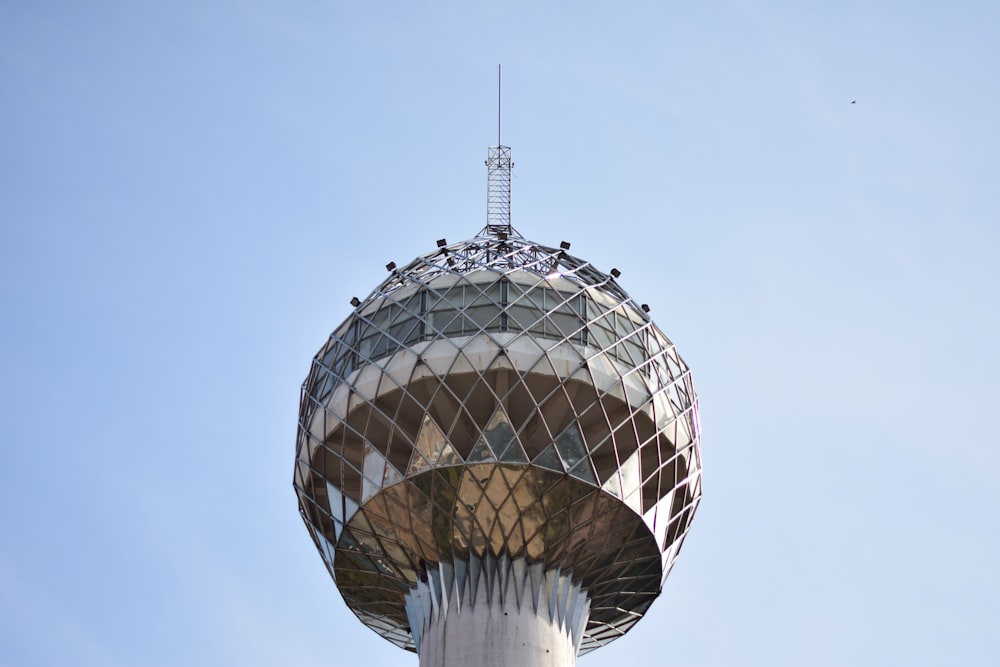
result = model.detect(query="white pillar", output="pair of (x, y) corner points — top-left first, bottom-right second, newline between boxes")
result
(405, 556), (590, 667)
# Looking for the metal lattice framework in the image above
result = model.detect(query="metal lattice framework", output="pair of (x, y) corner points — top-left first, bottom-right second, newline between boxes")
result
(485, 145), (512, 236)
(295, 222), (702, 653)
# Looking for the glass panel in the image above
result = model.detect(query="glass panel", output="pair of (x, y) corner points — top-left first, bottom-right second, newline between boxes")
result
(422, 288), (448, 314)
(441, 285), (465, 308)
(357, 332), (372, 357)
(331, 344), (351, 378)
(532, 444), (564, 472)
(567, 458), (598, 485)
(509, 304), (542, 333)
(343, 494), (359, 523)
(332, 516), (343, 541)
(467, 304), (502, 331)
(370, 306), (391, 330)
(362, 443), (387, 502)
(382, 461), (404, 488)
(311, 369), (330, 400)
(321, 345), (338, 369)
(436, 441), (464, 467)
(326, 481), (344, 523)
(389, 316), (419, 344)
(467, 435), (497, 463)
(383, 302), (405, 327)
(601, 471), (622, 499)
(341, 319), (358, 347)
(620, 450), (642, 513)
(554, 423), (587, 470)
(550, 310), (581, 340)
(467, 281), (503, 306)
(588, 316), (615, 351)
(443, 311), (467, 336)
(316, 531), (337, 565)
(367, 333), (390, 359)
(399, 291), (422, 316)
(497, 437), (528, 463)
(482, 407), (517, 456)
(408, 415), (448, 474)
(614, 310), (637, 338)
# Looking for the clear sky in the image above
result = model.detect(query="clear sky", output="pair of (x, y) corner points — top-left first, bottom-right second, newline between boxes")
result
(2, 1), (998, 665)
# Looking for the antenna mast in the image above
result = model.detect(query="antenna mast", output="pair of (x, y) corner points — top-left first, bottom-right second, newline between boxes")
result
(486, 65), (514, 238)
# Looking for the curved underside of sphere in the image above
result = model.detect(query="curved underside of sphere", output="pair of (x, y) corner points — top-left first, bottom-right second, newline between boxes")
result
(334, 464), (662, 653)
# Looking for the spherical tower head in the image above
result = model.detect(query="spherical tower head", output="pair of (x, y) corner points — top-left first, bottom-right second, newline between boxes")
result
(294, 225), (701, 654)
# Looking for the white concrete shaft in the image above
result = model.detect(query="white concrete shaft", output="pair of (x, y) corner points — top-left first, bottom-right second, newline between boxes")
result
(406, 556), (591, 665)
(418, 596), (579, 667)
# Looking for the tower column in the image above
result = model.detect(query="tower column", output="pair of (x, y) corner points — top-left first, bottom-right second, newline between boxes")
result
(405, 556), (590, 667)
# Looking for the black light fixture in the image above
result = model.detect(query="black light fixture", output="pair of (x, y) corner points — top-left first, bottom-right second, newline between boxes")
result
(641, 304), (650, 313)
(436, 239), (447, 248)
(350, 297), (361, 307)
(610, 268), (621, 278)
(386, 262), (396, 272)
(560, 241), (571, 250)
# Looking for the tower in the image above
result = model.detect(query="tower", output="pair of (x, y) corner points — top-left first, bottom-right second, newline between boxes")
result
(294, 126), (702, 667)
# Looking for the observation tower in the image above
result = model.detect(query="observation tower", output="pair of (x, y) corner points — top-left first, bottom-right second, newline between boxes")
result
(294, 121), (702, 667)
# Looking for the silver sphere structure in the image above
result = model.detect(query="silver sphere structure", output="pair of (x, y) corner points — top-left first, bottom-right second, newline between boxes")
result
(294, 142), (701, 666)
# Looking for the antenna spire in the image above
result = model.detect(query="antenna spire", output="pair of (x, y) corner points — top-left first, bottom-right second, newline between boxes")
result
(498, 64), (502, 146)
(485, 65), (514, 238)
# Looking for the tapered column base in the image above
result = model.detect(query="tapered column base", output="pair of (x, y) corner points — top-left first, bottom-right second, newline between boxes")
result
(405, 555), (590, 667)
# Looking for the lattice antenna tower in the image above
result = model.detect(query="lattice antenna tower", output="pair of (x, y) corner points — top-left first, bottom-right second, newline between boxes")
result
(485, 64), (514, 237)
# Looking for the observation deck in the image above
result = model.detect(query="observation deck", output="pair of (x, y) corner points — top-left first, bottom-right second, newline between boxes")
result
(294, 225), (702, 658)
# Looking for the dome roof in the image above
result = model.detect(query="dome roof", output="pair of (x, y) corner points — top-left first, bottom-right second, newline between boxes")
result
(368, 225), (634, 306)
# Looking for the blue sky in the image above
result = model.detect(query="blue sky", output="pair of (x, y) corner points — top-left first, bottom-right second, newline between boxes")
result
(2, 1), (998, 665)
